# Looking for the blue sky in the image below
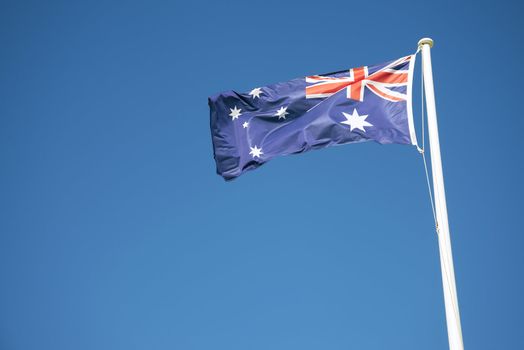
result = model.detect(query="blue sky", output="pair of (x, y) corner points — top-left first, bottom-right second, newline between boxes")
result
(1, 1), (523, 349)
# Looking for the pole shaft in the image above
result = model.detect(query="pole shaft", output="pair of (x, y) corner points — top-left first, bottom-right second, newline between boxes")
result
(419, 40), (464, 350)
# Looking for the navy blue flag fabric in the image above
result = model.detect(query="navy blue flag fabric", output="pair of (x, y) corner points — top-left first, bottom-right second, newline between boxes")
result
(209, 54), (418, 180)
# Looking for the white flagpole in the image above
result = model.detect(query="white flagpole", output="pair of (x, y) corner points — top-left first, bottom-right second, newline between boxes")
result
(418, 38), (464, 350)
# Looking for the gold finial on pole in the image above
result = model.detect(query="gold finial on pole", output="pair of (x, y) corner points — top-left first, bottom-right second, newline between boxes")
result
(418, 37), (434, 48)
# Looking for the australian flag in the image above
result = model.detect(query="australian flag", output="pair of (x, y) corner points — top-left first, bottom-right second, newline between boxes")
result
(209, 54), (418, 180)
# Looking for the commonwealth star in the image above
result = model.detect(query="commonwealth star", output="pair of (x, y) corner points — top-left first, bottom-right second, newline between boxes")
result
(340, 109), (373, 132)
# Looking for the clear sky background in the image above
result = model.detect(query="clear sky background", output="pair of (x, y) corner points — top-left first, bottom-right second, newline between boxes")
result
(1, 1), (523, 349)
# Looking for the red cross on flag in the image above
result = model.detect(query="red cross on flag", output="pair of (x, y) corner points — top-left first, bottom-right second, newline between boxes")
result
(305, 55), (412, 102)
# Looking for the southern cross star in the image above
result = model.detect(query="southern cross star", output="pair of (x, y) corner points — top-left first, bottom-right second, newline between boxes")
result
(249, 88), (262, 99)
(249, 145), (263, 158)
(229, 106), (242, 120)
(242, 121), (249, 128)
(341, 109), (373, 132)
(274, 106), (289, 119)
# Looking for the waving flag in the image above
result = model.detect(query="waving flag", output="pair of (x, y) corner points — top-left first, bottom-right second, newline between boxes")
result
(209, 54), (418, 180)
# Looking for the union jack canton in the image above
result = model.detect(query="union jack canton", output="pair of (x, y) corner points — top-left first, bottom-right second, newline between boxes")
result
(209, 54), (418, 180)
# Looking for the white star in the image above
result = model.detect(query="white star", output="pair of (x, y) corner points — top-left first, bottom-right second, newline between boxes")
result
(340, 109), (373, 132)
(229, 106), (242, 120)
(249, 87), (262, 99)
(274, 106), (289, 119)
(242, 121), (249, 128)
(249, 145), (263, 158)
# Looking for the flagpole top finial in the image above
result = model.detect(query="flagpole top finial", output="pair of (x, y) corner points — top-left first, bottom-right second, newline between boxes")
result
(418, 38), (434, 48)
